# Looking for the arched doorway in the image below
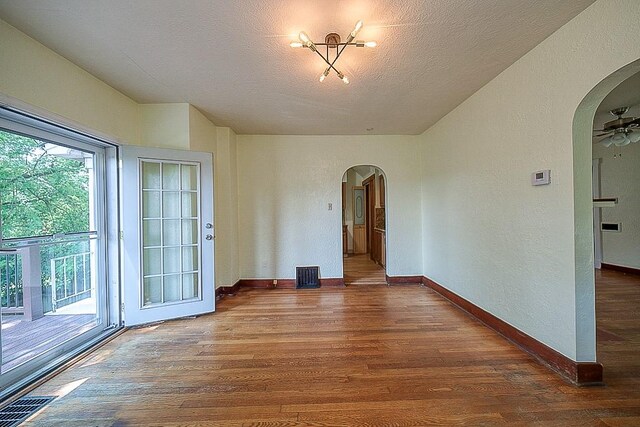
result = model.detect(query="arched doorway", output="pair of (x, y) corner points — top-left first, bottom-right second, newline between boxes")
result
(341, 165), (387, 285)
(573, 58), (640, 383)
(589, 69), (640, 384)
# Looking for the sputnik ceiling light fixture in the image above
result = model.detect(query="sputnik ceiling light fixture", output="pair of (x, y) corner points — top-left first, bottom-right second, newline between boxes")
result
(290, 20), (376, 84)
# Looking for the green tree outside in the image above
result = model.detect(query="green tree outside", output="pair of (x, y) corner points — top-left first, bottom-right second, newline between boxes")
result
(1, 130), (91, 310)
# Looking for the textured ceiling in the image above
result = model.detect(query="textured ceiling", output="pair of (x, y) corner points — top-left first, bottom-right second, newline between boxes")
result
(0, 0), (596, 135)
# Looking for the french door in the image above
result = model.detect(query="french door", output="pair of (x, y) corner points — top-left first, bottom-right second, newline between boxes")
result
(121, 146), (215, 326)
(0, 107), (116, 400)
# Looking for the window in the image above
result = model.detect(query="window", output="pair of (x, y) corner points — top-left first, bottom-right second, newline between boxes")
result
(0, 107), (119, 400)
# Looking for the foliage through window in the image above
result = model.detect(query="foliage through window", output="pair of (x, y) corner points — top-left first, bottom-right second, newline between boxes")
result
(0, 130), (90, 239)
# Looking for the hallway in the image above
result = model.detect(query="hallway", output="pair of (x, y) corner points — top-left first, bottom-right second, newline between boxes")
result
(343, 254), (386, 285)
(596, 268), (640, 386)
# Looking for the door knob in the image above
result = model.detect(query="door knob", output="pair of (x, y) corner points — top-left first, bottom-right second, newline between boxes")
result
(206, 234), (214, 240)
(205, 223), (213, 229)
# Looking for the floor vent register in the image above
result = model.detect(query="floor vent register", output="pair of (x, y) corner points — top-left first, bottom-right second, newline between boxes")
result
(0, 396), (55, 427)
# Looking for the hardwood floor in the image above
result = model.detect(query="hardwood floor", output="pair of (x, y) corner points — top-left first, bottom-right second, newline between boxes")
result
(596, 268), (640, 387)
(344, 253), (386, 285)
(15, 269), (640, 426)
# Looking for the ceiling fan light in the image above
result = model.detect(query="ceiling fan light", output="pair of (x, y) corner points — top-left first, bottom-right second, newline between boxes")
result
(628, 131), (640, 143)
(290, 41), (303, 48)
(364, 41), (377, 48)
(600, 136), (614, 148)
(616, 136), (631, 147)
(612, 132), (629, 146)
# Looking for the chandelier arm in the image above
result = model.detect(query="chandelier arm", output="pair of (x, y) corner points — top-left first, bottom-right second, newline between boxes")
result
(314, 42), (358, 46)
(330, 43), (350, 68)
(313, 49), (342, 74)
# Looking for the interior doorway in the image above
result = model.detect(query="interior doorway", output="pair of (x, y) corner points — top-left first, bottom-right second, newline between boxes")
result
(341, 166), (387, 285)
(589, 68), (640, 383)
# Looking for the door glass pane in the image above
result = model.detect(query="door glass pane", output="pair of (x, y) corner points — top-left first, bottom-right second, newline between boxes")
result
(162, 192), (180, 218)
(143, 277), (162, 305)
(143, 248), (161, 275)
(182, 220), (198, 245)
(0, 127), (106, 380)
(163, 247), (181, 274)
(181, 192), (197, 217)
(163, 275), (181, 302)
(182, 246), (198, 271)
(162, 163), (180, 190)
(143, 219), (161, 247)
(142, 191), (161, 218)
(182, 273), (198, 299)
(181, 165), (198, 191)
(162, 220), (181, 246)
(142, 162), (161, 189)
(140, 161), (201, 307)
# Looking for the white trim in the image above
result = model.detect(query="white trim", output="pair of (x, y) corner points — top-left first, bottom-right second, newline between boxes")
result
(592, 158), (602, 269)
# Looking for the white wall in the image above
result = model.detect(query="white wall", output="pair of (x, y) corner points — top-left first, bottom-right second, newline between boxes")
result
(419, 0), (640, 361)
(0, 19), (139, 144)
(237, 135), (422, 279)
(0, 18), (240, 290)
(593, 139), (640, 269)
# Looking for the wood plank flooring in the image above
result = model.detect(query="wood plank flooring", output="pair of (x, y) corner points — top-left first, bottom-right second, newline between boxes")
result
(16, 268), (640, 426)
(596, 268), (640, 387)
(343, 254), (386, 285)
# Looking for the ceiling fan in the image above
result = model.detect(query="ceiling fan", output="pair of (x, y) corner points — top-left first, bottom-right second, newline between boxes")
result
(593, 107), (640, 147)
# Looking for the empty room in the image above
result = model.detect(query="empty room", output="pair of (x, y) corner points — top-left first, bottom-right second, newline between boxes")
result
(0, 0), (639, 425)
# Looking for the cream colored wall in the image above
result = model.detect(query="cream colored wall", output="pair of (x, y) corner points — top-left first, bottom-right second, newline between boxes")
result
(139, 103), (190, 149)
(0, 18), (240, 290)
(0, 19), (139, 144)
(593, 138), (640, 269)
(214, 127), (240, 287)
(237, 135), (422, 279)
(419, 0), (640, 361)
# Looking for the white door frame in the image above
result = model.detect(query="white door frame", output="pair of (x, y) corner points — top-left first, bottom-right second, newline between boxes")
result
(121, 146), (215, 326)
(592, 158), (602, 269)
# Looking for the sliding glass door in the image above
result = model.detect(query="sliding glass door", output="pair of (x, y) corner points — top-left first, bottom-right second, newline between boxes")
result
(0, 108), (116, 399)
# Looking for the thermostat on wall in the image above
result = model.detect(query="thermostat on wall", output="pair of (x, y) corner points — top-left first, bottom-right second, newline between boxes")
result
(531, 170), (551, 186)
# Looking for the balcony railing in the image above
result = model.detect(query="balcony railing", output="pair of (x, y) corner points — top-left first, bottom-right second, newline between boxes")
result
(0, 252), (23, 314)
(50, 252), (91, 312)
(0, 244), (93, 319)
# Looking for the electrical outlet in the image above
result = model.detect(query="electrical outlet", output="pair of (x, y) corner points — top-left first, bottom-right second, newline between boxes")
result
(273, 279), (277, 287)
(328, 203), (333, 210)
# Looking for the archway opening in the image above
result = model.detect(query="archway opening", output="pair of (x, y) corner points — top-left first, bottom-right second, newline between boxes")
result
(590, 70), (640, 384)
(573, 58), (640, 383)
(341, 165), (387, 285)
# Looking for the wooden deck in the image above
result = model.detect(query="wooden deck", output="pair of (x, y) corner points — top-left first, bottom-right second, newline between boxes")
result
(2, 313), (97, 373)
(16, 267), (640, 425)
